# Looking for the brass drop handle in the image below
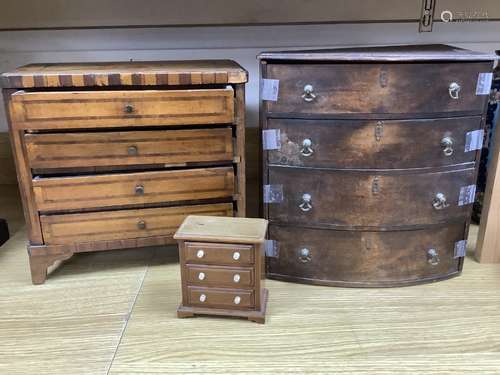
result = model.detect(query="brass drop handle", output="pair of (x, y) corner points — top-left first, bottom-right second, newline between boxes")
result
(427, 248), (440, 266)
(135, 184), (145, 196)
(137, 220), (146, 230)
(124, 104), (135, 113)
(448, 82), (461, 100)
(301, 84), (317, 102)
(299, 193), (313, 212)
(432, 192), (449, 210)
(127, 145), (138, 156)
(298, 248), (311, 263)
(441, 137), (453, 156)
(300, 138), (314, 157)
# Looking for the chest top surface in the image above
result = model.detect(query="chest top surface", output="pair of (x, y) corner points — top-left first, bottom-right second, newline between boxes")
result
(174, 215), (268, 244)
(0, 60), (248, 89)
(258, 44), (497, 62)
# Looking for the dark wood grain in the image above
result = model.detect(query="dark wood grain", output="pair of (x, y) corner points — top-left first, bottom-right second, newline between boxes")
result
(268, 166), (476, 229)
(265, 62), (491, 117)
(267, 117), (481, 169)
(267, 223), (464, 287)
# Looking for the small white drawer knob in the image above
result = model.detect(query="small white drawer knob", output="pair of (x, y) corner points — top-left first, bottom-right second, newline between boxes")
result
(232, 251), (241, 260)
(234, 296), (241, 305)
(233, 274), (241, 283)
(198, 272), (206, 281)
(196, 250), (204, 258)
(199, 294), (207, 302)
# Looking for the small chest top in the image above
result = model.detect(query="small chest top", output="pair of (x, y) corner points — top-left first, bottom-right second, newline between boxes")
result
(174, 215), (268, 244)
(0, 60), (248, 89)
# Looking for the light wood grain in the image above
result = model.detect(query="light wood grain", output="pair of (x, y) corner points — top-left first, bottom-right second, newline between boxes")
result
(1, 187), (500, 374)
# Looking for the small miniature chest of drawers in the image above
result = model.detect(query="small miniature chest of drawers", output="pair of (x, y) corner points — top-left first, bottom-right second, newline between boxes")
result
(259, 45), (496, 287)
(174, 215), (268, 323)
(1, 60), (247, 284)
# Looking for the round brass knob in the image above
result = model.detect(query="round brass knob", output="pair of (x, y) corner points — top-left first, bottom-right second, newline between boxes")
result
(232, 251), (241, 261)
(196, 250), (205, 259)
(198, 272), (205, 281)
(137, 220), (146, 230)
(135, 184), (145, 196)
(233, 274), (241, 283)
(234, 296), (241, 305)
(199, 294), (207, 302)
(127, 145), (138, 156)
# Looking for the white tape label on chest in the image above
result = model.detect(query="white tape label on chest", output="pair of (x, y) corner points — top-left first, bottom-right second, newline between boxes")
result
(262, 129), (281, 150)
(465, 129), (484, 152)
(476, 73), (493, 95)
(265, 240), (279, 258)
(261, 79), (280, 101)
(454, 240), (467, 258)
(263, 184), (283, 204)
(458, 184), (476, 206)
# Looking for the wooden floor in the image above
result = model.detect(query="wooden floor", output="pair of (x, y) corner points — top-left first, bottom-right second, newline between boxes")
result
(1, 185), (500, 374)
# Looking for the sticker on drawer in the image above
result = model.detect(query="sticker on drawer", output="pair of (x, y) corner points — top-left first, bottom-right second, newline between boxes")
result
(454, 240), (467, 258)
(262, 129), (281, 150)
(261, 79), (280, 101)
(465, 129), (484, 152)
(263, 184), (283, 203)
(458, 184), (476, 206)
(476, 73), (493, 95)
(265, 240), (279, 258)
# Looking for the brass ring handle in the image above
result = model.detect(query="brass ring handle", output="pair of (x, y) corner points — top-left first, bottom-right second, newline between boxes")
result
(440, 137), (453, 156)
(448, 82), (461, 100)
(135, 184), (145, 196)
(127, 145), (138, 156)
(137, 220), (146, 230)
(124, 104), (135, 113)
(301, 84), (317, 102)
(298, 248), (311, 263)
(300, 138), (314, 157)
(299, 193), (313, 212)
(427, 248), (440, 266)
(432, 192), (449, 210)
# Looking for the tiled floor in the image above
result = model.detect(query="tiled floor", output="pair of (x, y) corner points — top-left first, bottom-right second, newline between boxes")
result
(1, 185), (500, 374)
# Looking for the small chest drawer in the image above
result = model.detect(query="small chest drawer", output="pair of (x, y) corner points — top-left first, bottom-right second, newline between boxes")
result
(184, 242), (254, 265)
(33, 167), (234, 212)
(267, 117), (482, 169)
(10, 88), (234, 130)
(267, 223), (464, 287)
(265, 62), (490, 116)
(188, 286), (254, 309)
(40, 203), (233, 246)
(268, 166), (476, 228)
(186, 265), (254, 288)
(25, 128), (233, 170)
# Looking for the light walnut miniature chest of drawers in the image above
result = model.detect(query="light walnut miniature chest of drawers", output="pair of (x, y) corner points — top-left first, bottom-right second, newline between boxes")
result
(1, 60), (247, 284)
(175, 215), (268, 324)
(259, 45), (496, 287)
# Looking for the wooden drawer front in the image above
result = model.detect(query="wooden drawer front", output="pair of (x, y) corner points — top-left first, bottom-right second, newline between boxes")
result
(186, 265), (254, 288)
(267, 224), (464, 287)
(40, 203), (233, 245)
(265, 62), (490, 116)
(268, 166), (476, 229)
(33, 167), (234, 212)
(25, 128), (233, 169)
(185, 242), (254, 265)
(267, 117), (481, 169)
(10, 88), (234, 130)
(188, 286), (254, 309)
